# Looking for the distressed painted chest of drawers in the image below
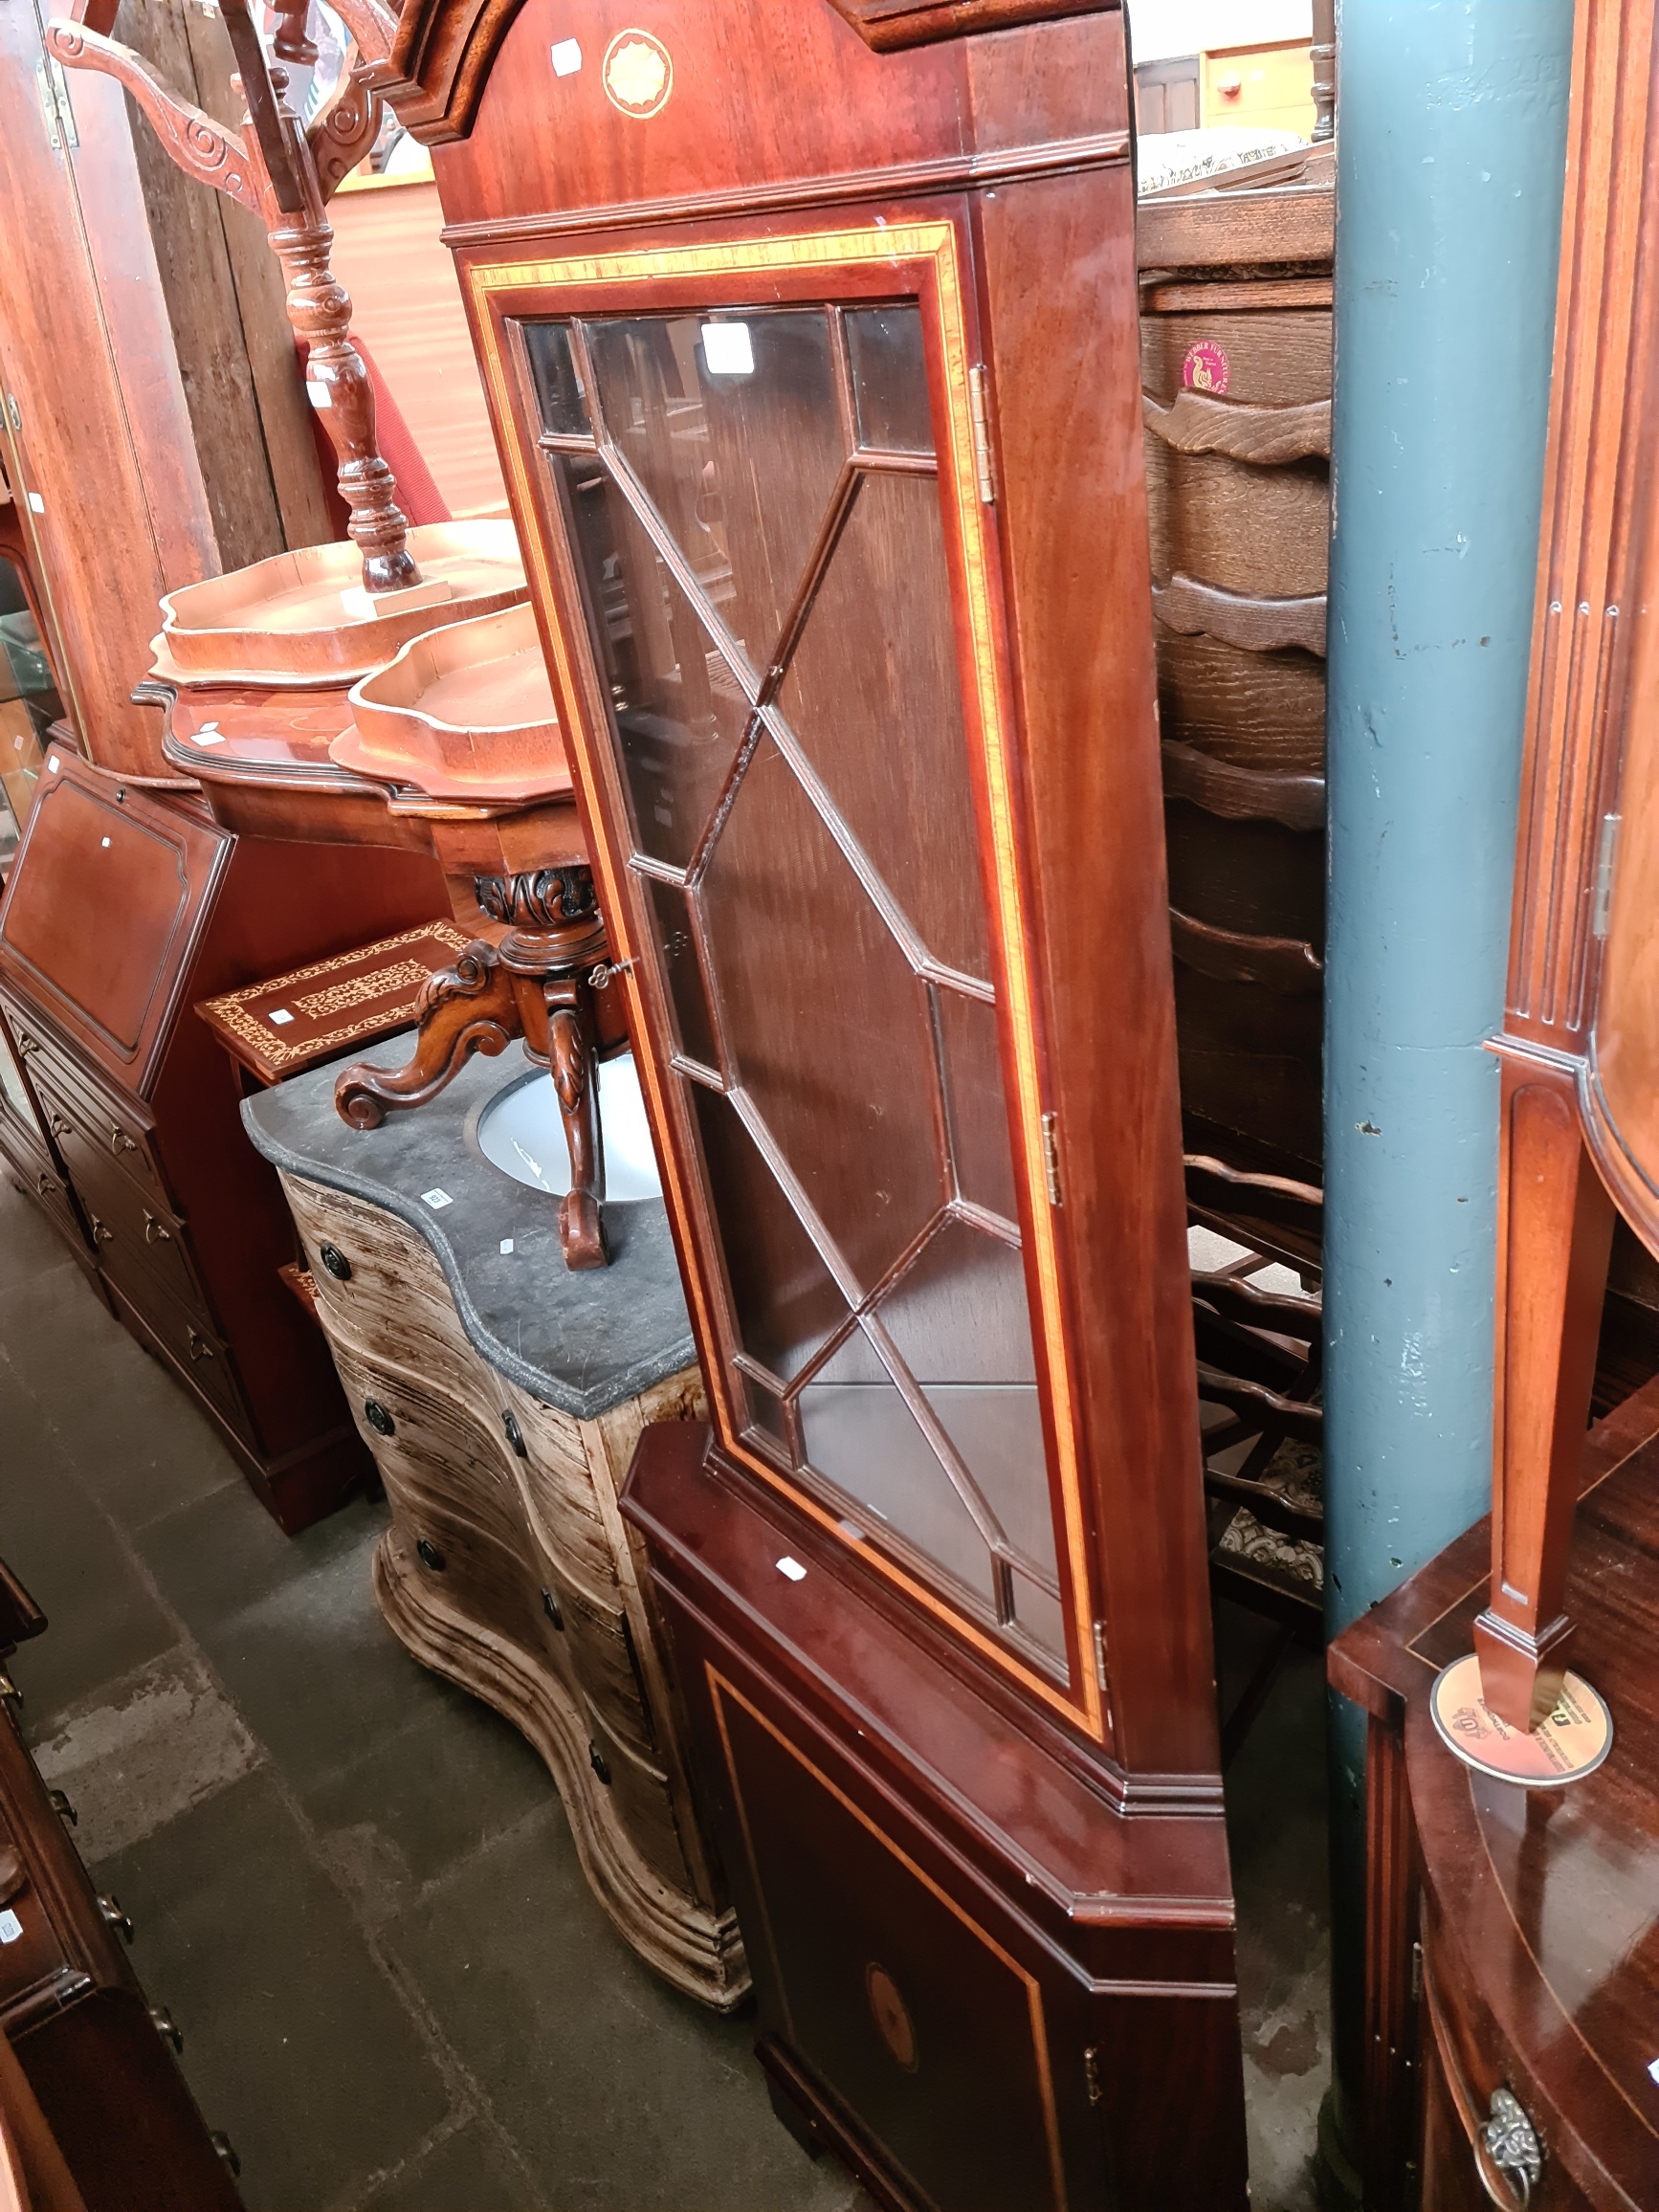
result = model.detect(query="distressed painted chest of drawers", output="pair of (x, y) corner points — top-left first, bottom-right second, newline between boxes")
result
(243, 1046), (745, 2009)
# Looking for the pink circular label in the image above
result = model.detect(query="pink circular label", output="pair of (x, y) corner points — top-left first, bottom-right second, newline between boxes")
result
(1183, 341), (1231, 395)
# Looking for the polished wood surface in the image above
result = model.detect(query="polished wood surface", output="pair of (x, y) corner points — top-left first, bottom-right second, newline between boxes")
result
(627, 1423), (1249, 2212)
(0, 0), (318, 778)
(1330, 1377), (1659, 2212)
(404, 0), (1248, 2195)
(1476, 0), (1659, 1727)
(277, 1169), (746, 2005)
(0, 753), (448, 1530)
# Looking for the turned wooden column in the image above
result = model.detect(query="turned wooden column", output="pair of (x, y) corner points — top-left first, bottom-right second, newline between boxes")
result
(47, 0), (420, 594)
(1311, 0), (1336, 144)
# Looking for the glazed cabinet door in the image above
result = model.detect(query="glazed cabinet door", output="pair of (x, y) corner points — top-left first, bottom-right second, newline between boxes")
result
(481, 246), (1102, 1724)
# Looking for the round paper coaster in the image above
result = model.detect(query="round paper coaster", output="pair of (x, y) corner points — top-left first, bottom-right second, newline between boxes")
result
(1430, 1653), (1612, 1786)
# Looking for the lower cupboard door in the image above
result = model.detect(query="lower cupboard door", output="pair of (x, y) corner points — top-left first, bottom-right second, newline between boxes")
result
(711, 1676), (1066, 2212)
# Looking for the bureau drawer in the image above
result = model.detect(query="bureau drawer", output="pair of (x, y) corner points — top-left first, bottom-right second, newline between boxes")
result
(38, 1100), (210, 1324)
(0, 1001), (167, 1205)
(0, 1116), (92, 1258)
(104, 1272), (255, 1449)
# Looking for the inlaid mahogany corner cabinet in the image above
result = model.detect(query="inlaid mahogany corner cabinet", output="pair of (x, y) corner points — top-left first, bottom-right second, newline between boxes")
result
(410, 5), (1248, 2204)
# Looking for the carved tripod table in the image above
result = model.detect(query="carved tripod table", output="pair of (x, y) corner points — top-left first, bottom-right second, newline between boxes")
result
(49, 0), (625, 1267)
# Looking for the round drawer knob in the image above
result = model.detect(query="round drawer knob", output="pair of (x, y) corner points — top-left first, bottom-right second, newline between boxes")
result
(364, 1400), (394, 1437)
(416, 1537), (446, 1573)
(542, 1586), (564, 1631)
(588, 1741), (611, 1786)
(502, 1409), (527, 1458)
(320, 1244), (351, 1282)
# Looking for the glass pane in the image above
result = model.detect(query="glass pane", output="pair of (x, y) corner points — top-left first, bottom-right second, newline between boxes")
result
(0, 564), (59, 860)
(846, 306), (933, 454)
(777, 472), (991, 979)
(1009, 1571), (1067, 1664)
(798, 1326), (991, 1604)
(584, 311), (847, 682)
(699, 727), (946, 1292)
(936, 987), (1021, 1225)
(688, 1082), (851, 1385)
(557, 453), (753, 869)
(643, 874), (719, 1071)
(873, 1221), (1054, 1586)
(521, 321), (590, 439)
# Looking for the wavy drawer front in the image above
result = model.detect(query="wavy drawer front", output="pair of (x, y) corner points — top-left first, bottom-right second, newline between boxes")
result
(278, 1172), (746, 2010)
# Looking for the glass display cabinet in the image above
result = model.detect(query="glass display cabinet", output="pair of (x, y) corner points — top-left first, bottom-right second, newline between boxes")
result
(399, 2), (1250, 2202)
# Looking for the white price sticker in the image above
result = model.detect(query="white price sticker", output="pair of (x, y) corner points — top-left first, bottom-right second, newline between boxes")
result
(422, 1189), (453, 1211)
(0, 1910), (21, 1945)
(551, 36), (582, 74)
(702, 322), (755, 376)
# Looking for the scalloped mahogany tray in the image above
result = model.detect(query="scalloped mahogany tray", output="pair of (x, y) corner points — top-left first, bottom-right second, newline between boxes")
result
(332, 601), (573, 804)
(153, 521), (528, 687)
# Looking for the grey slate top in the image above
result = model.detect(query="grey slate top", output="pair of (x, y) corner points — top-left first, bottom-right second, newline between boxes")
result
(242, 1038), (697, 1422)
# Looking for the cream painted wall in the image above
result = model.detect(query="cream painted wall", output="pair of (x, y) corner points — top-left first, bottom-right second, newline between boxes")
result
(1127, 0), (1314, 65)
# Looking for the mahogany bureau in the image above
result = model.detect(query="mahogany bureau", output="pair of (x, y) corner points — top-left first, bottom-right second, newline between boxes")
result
(242, 1044), (746, 2008)
(0, 751), (449, 1533)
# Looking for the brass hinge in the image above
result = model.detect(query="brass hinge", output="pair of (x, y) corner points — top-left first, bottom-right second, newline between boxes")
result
(1592, 811), (1622, 939)
(1410, 1939), (1423, 2002)
(5, 394), (18, 433)
(35, 56), (77, 153)
(968, 365), (997, 506)
(1042, 1112), (1062, 1207)
(1093, 1619), (1109, 1693)
(1083, 2045), (1103, 2106)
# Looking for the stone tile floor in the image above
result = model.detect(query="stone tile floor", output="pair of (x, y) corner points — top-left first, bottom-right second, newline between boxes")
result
(0, 1176), (1329, 2208)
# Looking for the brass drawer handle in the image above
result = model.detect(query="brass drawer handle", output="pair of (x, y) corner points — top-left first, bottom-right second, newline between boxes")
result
(35, 1173), (54, 1199)
(1425, 1939), (1542, 2211)
(97, 1893), (133, 1943)
(88, 1213), (113, 1246)
(143, 1209), (171, 1245)
(15, 1034), (37, 1057)
(110, 1125), (136, 1156)
(187, 1328), (213, 1362)
(48, 1113), (71, 1140)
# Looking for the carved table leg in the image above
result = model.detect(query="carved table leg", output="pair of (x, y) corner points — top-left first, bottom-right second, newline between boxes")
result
(547, 979), (607, 1270)
(335, 869), (613, 1271)
(1473, 1052), (1615, 1729)
(334, 944), (520, 1128)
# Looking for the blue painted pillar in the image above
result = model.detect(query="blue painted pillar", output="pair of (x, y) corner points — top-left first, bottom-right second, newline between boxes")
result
(1321, 0), (1573, 2177)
